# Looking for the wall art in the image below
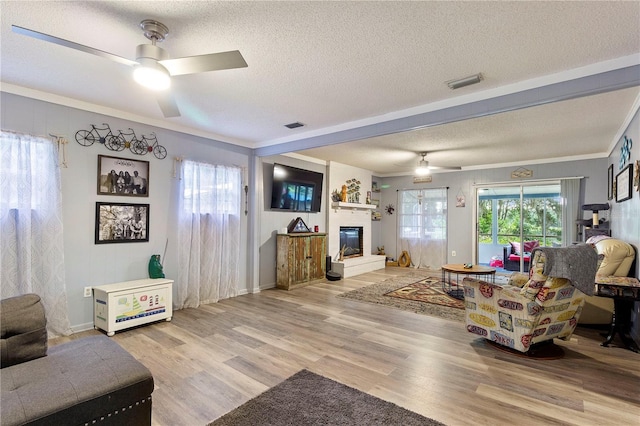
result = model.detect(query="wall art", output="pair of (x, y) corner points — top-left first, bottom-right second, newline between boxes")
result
(76, 123), (167, 159)
(98, 155), (149, 196)
(95, 202), (150, 244)
(619, 135), (632, 170)
(615, 164), (632, 203)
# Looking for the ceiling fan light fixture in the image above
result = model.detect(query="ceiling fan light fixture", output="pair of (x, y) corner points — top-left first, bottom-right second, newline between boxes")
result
(447, 73), (483, 90)
(415, 159), (430, 175)
(133, 60), (170, 91)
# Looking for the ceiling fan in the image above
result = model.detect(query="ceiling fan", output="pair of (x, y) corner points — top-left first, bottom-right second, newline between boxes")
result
(414, 152), (461, 175)
(11, 19), (248, 118)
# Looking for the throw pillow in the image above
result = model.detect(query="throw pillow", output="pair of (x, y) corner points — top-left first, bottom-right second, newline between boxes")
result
(523, 240), (540, 253)
(510, 241), (521, 255)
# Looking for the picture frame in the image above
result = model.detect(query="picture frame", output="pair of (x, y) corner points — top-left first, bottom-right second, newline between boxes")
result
(97, 155), (149, 197)
(615, 164), (633, 203)
(287, 217), (311, 233)
(95, 202), (150, 244)
(607, 164), (614, 200)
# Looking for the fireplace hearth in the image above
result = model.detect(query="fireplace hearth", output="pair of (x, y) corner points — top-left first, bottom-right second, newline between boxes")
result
(339, 226), (363, 259)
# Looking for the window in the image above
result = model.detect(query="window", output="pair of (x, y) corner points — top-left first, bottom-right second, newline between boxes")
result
(0, 131), (71, 336)
(176, 160), (242, 308)
(398, 189), (447, 240)
(397, 188), (448, 269)
(181, 161), (241, 215)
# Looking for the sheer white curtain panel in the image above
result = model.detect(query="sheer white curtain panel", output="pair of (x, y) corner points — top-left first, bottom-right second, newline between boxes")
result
(560, 178), (581, 245)
(176, 160), (241, 309)
(397, 188), (448, 269)
(0, 131), (71, 336)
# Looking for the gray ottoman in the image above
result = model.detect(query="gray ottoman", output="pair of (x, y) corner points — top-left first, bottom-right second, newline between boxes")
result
(1, 294), (154, 425)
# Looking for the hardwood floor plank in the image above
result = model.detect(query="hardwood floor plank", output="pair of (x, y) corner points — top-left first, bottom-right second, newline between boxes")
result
(50, 267), (640, 425)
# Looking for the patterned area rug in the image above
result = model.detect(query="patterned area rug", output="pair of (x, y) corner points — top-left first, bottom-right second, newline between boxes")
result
(337, 271), (466, 322)
(385, 277), (465, 310)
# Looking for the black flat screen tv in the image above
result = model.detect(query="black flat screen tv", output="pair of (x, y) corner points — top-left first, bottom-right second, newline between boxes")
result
(270, 163), (323, 213)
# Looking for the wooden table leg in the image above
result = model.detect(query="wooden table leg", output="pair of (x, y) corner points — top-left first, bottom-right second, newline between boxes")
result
(601, 298), (639, 353)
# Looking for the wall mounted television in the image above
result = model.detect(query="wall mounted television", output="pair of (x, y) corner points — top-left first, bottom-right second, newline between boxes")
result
(270, 163), (323, 213)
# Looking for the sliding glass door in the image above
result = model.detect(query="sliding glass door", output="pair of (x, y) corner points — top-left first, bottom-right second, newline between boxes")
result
(476, 183), (562, 272)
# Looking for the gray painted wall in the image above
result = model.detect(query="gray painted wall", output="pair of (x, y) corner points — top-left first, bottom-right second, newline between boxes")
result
(257, 155), (327, 289)
(375, 158), (607, 263)
(4, 91), (637, 347)
(1, 93), (251, 331)
(608, 107), (639, 344)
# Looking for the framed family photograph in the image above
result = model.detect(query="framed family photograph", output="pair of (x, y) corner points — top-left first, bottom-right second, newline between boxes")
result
(97, 155), (149, 197)
(95, 202), (150, 244)
(615, 164), (633, 203)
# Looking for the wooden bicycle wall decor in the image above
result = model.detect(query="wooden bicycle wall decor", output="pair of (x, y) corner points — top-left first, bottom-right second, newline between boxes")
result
(75, 123), (167, 159)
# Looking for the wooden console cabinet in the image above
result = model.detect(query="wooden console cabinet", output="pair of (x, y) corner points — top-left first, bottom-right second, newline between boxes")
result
(276, 233), (326, 290)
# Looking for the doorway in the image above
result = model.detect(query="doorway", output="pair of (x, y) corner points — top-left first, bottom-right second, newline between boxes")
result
(475, 183), (562, 272)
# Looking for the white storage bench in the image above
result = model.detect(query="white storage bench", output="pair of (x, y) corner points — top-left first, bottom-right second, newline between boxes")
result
(93, 278), (173, 336)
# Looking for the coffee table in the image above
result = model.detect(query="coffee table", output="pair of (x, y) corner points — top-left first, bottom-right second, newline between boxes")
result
(441, 264), (496, 299)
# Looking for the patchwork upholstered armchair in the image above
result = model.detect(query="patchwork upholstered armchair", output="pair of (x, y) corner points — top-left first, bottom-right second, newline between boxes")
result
(464, 244), (598, 354)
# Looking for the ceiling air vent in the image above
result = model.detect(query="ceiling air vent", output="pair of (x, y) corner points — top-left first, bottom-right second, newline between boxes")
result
(284, 122), (305, 129)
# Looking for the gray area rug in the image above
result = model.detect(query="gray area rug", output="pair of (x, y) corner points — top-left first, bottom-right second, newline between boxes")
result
(208, 369), (445, 426)
(337, 270), (470, 322)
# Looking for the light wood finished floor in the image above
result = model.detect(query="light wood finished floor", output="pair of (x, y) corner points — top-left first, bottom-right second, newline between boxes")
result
(53, 267), (640, 425)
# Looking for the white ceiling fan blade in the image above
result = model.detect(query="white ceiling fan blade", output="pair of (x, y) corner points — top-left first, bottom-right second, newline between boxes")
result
(156, 92), (180, 118)
(12, 25), (138, 67)
(160, 50), (247, 76)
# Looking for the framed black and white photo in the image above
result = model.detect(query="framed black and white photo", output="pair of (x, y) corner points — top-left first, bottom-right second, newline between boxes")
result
(95, 202), (149, 244)
(615, 164), (633, 203)
(607, 164), (614, 200)
(97, 155), (149, 197)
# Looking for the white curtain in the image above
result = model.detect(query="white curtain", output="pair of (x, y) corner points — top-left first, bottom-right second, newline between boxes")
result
(560, 178), (581, 245)
(176, 160), (241, 309)
(397, 188), (448, 269)
(0, 131), (71, 336)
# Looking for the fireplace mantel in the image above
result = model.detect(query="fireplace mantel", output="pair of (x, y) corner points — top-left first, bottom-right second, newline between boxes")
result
(331, 202), (376, 211)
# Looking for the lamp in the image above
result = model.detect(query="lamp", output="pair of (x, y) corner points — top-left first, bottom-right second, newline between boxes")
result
(133, 44), (171, 91)
(447, 73), (483, 90)
(133, 59), (170, 91)
(415, 153), (430, 175)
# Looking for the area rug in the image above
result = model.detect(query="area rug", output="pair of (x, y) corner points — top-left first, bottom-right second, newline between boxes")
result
(384, 277), (465, 310)
(337, 271), (466, 322)
(208, 369), (445, 426)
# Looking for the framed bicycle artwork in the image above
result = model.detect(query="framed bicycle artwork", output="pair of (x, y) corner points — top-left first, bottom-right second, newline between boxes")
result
(97, 155), (149, 197)
(95, 202), (150, 244)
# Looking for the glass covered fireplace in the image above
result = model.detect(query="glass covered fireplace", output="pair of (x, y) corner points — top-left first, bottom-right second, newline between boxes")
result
(339, 226), (363, 259)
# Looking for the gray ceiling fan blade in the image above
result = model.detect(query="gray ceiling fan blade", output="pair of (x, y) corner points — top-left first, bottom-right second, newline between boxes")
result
(160, 50), (247, 76)
(12, 25), (139, 67)
(156, 92), (180, 118)
(429, 165), (462, 170)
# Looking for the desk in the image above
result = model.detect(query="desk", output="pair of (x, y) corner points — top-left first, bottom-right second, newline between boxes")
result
(595, 278), (640, 353)
(441, 264), (495, 299)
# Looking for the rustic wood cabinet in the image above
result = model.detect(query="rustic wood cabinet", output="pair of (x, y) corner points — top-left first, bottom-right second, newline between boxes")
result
(276, 233), (326, 290)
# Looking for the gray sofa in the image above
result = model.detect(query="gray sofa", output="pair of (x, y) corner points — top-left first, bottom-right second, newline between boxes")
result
(1, 294), (154, 426)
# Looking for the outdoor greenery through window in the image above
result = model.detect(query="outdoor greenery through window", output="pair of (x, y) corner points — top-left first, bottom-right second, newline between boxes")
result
(478, 185), (562, 247)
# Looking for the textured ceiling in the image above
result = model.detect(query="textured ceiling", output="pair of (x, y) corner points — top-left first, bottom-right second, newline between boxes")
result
(1, 1), (639, 173)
